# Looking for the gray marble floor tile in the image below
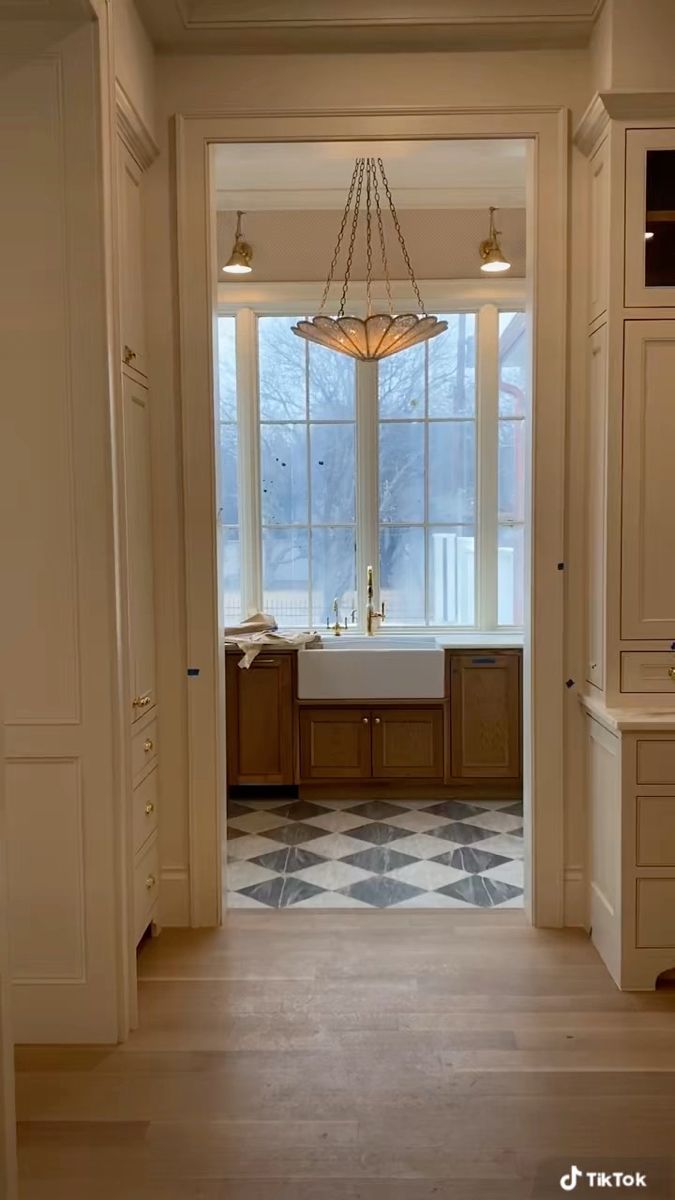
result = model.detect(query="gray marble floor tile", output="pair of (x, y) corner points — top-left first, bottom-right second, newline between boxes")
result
(279, 876), (327, 907)
(422, 800), (486, 821)
(343, 800), (408, 820)
(258, 822), (326, 846)
(239, 876), (286, 907)
(438, 875), (524, 907)
(338, 876), (426, 907)
(428, 821), (494, 846)
(346, 822), (411, 845)
(265, 800), (329, 821)
(341, 846), (418, 874)
(431, 846), (511, 874)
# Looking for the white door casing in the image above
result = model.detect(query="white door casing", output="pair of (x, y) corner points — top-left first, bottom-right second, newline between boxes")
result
(175, 107), (568, 928)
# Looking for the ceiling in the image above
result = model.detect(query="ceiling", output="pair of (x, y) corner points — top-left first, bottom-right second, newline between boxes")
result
(213, 138), (528, 211)
(137, 0), (603, 53)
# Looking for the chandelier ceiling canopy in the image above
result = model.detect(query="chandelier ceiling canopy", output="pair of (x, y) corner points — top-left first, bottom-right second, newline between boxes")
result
(292, 157), (447, 362)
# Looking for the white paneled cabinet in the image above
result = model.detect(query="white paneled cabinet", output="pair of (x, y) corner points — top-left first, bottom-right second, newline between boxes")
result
(123, 373), (156, 717)
(621, 322), (675, 641)
(588, 136), (610, 324)
(625, 128), (675, 309)
(118, 141), (148, 379)
(586, 323), (608, 687)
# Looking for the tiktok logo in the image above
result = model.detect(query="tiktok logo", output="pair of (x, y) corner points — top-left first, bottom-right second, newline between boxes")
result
(560, 1166), (583, 1191)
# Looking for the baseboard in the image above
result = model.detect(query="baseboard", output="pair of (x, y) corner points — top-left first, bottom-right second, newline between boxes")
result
(564, 866), (587, 928)
(159, 867), (190, 927)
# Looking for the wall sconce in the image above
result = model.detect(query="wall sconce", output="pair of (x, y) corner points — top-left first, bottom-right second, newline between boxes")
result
(479, 206), (511, 273)
(223, 210), (253, 275)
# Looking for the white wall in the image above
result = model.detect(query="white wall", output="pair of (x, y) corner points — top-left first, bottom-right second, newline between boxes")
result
(113, 0), (157, 139)
(146, 46), (592, 925)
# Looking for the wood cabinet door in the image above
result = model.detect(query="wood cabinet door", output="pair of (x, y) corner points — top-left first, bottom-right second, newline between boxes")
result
(621, 322), (675, 641)
(118, 139), (147, 378)
(123, 374), (156, 719)
(299, 708), (371, 780)
(450, 653), (521, 780)
(226, 654), (294, 785)
(371, 707), (444, 779)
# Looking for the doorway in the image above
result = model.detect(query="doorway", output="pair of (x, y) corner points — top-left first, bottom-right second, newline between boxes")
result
(174, 106), (567, 928)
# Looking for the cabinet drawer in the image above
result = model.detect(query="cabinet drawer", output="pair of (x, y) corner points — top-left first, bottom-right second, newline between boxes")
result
(636, 796), (675, 866)
(636, 739), (675, 785)
(133, 765), (158, 855)
(621, 652), (675, 694)
(133, 833), (159, 944)
(131, 714), (158, 782)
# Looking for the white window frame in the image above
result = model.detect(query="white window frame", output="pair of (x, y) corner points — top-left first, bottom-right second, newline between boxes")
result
(217, 278), (527, 634)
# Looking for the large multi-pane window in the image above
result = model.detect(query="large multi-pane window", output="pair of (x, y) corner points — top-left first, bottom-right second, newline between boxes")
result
(216, 295), (527, 630)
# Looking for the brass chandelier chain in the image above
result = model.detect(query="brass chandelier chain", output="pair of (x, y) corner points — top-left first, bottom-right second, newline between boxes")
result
(293, 154), (447, 362)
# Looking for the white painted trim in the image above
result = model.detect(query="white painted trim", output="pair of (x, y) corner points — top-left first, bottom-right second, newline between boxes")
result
(215, 184), (526, 212)
(175, 106), (567, 930)
(476, 304), (499, 631)
(115, 80), (159, 172)
(217, 279), (528, 310)
(233, 309), (262, 615)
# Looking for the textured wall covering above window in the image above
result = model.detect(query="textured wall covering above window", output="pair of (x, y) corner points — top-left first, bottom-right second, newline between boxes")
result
(216, 208), (526, 282)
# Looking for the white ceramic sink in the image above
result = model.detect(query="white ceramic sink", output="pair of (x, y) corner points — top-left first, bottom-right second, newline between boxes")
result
(297, 636), (445, 699)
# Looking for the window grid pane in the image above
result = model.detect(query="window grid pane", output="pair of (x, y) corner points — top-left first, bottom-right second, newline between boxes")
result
(216, 316), (241, 622)
(498, 311), (527, 625)
(378, 317), (477, 627)
(259, 316), (356, 627)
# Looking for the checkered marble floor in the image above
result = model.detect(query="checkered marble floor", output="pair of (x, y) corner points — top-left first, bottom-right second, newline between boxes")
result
(224, 796), (524, 909)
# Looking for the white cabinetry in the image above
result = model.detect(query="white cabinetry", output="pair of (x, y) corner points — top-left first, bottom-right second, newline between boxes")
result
(625, 128), (675, 309)
(589, 136), (610, 324)
(118, 141), (148, 379)
(123, 374), (156, 716)
(586, 323), (608, 687)
(621, 322), (675, 640)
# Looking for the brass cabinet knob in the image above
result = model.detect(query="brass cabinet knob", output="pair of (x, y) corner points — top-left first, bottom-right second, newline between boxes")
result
(374, 717), (381, 725)
(362, 716), (369, 725)
(668, 667), (675, 682)
(145, 802), (155, 816)
(144, 739), (154, 752)
(145, 874), (156, 890)
(133, 694), (151, 708)
(123, 344), (137, 365)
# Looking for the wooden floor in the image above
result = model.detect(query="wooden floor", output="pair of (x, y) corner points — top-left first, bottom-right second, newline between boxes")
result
(15, 911), (675, 1199)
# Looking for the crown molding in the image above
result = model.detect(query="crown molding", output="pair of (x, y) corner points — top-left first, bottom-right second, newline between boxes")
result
(214, 184), (526, 212)
(575, 89), (675, 154)
(175, 0), (600, 30)
(115, 81), (159, 171)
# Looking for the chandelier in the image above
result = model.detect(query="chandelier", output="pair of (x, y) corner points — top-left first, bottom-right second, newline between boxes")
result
(292, 157), (447, 361)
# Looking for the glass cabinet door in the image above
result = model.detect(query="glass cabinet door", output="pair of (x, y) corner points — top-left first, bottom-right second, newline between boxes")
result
(626, 129), (675, 307)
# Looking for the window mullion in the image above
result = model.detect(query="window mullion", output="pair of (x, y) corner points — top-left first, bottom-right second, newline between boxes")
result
(477, 303), (499, 631)
(356, 359), (379, 627)
(236, 308), (262, 615)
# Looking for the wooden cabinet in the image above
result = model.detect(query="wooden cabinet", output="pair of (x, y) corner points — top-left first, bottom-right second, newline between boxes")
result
(123, 373), (156, 719)
(299, 705), (444, 782)
(118, 140), (147, 378)
(226, 653), (295, 785)
(299, 708), (371, 781)
(449, 653), (521, 780)
(371, 708), (444, 779)
(621, 322), (675, 641)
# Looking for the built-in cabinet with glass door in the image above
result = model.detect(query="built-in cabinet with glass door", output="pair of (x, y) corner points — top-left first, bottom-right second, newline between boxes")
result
(580, 110), (675, 988)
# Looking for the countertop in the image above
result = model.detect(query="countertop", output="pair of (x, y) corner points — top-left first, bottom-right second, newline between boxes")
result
(226, 631), (523, 651)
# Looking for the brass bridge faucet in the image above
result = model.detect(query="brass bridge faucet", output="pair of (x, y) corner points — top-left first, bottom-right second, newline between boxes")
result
(366, 565), (385, 636)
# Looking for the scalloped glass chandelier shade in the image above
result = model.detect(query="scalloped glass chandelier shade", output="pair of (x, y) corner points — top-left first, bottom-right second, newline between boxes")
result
(292, 157), (447, 361)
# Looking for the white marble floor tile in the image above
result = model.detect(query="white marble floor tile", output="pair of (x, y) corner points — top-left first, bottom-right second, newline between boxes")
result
(305, 832), (370, 860)
(494, 893), (525, 908)
(473, 833), (525, 860)
(301, 810), (369, 834)
(480, 858), (525, 888)
(386, 833), (459, 860)
(224, 860), (278, 891)
(226, 833), (283, 861)
(291, 891), (371, 908)
(464, 810), (524, 835)
(384, 810), (450, 834)
(387, 859), (467, 891)
(390, 891), (475, 908)
(293, 860), (373, 891)
(225, 891), (270, 908)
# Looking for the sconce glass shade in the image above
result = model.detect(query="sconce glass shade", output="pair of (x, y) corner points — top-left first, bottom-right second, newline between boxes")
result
(293, 312), (447, 362)
(223, 211), (253, 274)
(479, 206), (511, 274)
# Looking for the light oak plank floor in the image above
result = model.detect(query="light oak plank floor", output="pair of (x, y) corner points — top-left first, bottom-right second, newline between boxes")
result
(15, 912), (675, 1199)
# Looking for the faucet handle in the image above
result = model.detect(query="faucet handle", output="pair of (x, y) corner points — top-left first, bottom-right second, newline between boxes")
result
(381, 599), (385, 620)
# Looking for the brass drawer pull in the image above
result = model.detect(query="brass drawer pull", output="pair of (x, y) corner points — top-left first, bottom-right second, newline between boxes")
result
(123, 344), (137, 365)
(145, 874), (156, 890)
(133, 694), (151, 709)
(255, 656), (277, 666)
(145, 802), (155, 816)
(144, 738), (154, 752)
